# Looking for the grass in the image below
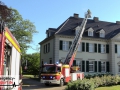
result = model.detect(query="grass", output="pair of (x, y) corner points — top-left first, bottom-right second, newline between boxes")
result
(23, 75), (35, 78)
(95, 85), (120, 90)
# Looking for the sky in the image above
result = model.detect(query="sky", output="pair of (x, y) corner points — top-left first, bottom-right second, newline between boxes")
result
(2, 0), (120, 54)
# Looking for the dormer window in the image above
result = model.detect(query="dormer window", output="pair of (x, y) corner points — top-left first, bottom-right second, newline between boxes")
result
(46, 31), (51, 38)
(88, 28), (94, 36)
(99, 29), (105, 38)
(88, 31), (93, 36)
(75, 26), (80, 35)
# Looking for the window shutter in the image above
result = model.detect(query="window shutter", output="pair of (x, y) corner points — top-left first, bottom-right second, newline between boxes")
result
(106, 44), (109, 53)
(82, 61), (85, 72)
(98, 44), (101, 53)
(69, 41), (72, 49)
(115, 44), (117, 53)
(48, 43), (50, 52)
(106, 61), (109, 72)
(86, 43), (89, 52)
(94, 44), (97, 52)
(46, 44), (47, 53)
(98, 61), (101, 72)
(59, 40), (63, 50)
(73, 60), (76, 66)
(82, 42), (85, 51)
(43, 45), (45, 54)
(86, 61), (89, 72)
(50, 60), (52, 64)
(94, 61), (97, 72)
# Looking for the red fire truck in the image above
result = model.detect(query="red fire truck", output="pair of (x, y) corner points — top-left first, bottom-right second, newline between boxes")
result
(40, 10), (91, 86)
(0, 22), (22, 90)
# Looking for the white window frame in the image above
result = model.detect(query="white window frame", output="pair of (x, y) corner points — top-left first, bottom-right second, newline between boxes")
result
(89, 61), (94, 72)
(100, 32), (105, 37)
(117, 45), (120, 58)
(101, 44), (106, 53)
(89, 43), (94, 52)
(75, 26), (80, 35)
(99, 30), (105, 38)
(101, 61), (106, 72)
(77, 43), (82, 52)
(88, 31), (93, 36)
(63, 41), (69, 51)
(76, 30), (79, 35)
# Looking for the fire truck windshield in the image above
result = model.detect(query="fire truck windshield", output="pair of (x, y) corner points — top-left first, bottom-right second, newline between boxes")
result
(42, 65), (56, 73)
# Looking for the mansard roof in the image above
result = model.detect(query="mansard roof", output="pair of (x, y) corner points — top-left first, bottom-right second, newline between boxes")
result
(46, 14), (120, 39)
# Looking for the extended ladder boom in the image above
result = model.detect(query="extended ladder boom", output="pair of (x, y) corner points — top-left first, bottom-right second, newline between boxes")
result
(64, 10), (91, 67)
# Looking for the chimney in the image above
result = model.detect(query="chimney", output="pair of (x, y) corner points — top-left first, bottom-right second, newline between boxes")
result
(116, 21), (120, 24)
(93, 17), (99, 22)
(74, 13), (79, 18)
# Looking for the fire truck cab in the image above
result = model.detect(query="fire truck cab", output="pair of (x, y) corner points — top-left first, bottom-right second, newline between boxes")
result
(41, 63), (84, 86)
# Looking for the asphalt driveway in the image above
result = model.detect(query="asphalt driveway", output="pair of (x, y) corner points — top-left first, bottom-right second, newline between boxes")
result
(22, 78), (66, 90)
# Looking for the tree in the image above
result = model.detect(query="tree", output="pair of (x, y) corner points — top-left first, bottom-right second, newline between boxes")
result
(23, 53), (40, 76)
(0, 1), (38, 54)
(7, 8), (38, 54)
(0, 1), (13, 22)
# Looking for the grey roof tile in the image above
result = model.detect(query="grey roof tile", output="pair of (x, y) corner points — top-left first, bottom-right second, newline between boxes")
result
(48, 16), (120, 39)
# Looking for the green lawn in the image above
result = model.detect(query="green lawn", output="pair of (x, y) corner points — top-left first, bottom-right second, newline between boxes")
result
(95, 85), (120, 90)
(23, 75), (35, 78)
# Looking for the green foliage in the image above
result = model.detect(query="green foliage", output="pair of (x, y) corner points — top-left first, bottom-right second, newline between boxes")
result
(0, 6), (38, 54)
(65, 75), (120, 90)
(23, 53), (40, 76)
(5, 8), (38, 54)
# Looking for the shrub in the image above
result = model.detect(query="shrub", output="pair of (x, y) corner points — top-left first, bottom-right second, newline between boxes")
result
(65, 74), (120, 90)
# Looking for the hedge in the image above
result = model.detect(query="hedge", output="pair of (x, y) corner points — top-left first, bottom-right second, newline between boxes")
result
(65, 75), (120, 90)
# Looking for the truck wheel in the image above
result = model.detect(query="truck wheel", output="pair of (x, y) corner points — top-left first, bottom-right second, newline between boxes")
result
(60, 79), (64, 86)
(45, 83), (49, 86)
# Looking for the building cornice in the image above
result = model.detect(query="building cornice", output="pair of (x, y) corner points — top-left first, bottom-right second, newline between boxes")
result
(57, 35), (109, 42)
(39, 35), (55, 45)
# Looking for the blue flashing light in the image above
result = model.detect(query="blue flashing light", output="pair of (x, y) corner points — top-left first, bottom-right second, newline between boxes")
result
(50, 76), (52, 79)
(56, 62), (59, 64)
(43, 76), (45, 79)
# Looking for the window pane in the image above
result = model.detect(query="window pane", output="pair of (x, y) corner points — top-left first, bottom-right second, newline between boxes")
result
(101, 44), (105, 53)
(101, 62), (105, 72)
(78, 43), (81, 51)
(89, 43), (94, 52)
(89, 61), (94, 72)
(63, 41), (69, 51)
(88, 31), (93, 36)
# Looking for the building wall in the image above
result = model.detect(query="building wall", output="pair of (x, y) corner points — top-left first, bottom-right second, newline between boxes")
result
(115, 41), (120, 75)
(40, 38), (54, 65)
(40, 34), (120, 75)
(58, 36), (111, 75)
(54, 36), (60, 63)
(59, 37), (108, 61)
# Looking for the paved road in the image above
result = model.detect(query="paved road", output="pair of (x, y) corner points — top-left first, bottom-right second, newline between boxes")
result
(22, 78), (66, 90)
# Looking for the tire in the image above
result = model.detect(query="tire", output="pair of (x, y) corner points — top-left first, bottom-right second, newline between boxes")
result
(45, 83), (49, 86)
(60, 79), (64, 86)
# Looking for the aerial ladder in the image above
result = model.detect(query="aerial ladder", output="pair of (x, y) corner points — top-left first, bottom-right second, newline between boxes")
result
(64, 9), (91, 70)
(40, 9), (91, 86)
